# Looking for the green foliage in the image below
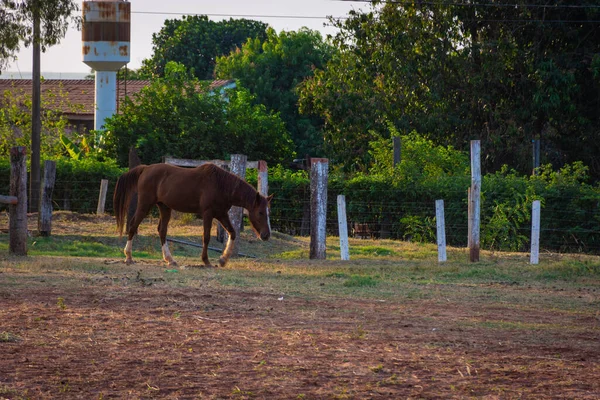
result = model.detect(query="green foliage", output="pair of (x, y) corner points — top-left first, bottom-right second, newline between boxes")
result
(103, 61), (294, 166)
(139, 15), (268, 80)
(369, 130), (469, 182)
(0, 0), (79, 71)
(216, 27), (335, 158)
(299, 1), (600, 179)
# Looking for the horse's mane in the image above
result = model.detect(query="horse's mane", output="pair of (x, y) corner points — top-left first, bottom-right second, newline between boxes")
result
(202, 163), (257, 203)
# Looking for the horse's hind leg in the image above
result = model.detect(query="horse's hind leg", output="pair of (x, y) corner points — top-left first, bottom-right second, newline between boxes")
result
(216, 215), (236, 267)
(124, 201), (153, 265)
(157, 203), (177, 267)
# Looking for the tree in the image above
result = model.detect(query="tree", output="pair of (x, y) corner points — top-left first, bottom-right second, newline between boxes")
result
(139, 15), (268, 80)
(0, 0), (79, 72)
(299, 1), (600, 178)
(215, 28), (335, 159)
(103, 62), (294, 166)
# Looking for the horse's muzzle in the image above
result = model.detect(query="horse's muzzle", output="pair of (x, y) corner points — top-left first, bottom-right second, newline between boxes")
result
(260, 232), (270, 241)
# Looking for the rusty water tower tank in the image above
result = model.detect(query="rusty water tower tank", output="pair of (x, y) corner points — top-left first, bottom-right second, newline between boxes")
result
(82, 0), (131, 130)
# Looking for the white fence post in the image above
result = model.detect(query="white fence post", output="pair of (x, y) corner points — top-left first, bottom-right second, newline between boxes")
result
(38, 160), (56, 236)
(310, 158), (328, 260)
(469, 140), (481, 262)
(435, 199), (447, 263)
(530, 200), (541, 265)
(337, 195), (350, 261)
(96, 179), (109, 215)
(228, 154), (248, 258)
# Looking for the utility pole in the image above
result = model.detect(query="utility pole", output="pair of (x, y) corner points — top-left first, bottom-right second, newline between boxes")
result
(30, 2), (41, 213)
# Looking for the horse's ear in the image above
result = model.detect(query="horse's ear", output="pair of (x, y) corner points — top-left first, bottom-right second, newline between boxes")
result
(267, 194), (274, 203)
(255, 192), (262, 207)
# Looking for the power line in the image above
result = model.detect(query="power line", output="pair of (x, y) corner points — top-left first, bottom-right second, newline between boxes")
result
(331, 0), (600, 9)
(132, 11), (348, 21)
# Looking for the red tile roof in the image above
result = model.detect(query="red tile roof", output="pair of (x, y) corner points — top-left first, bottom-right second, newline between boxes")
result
(0, 78), (236, 117)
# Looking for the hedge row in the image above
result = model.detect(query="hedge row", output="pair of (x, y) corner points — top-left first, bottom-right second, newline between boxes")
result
(2, 159), (599, 254)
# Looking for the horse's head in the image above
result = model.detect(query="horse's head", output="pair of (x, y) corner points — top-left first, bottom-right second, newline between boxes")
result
(248, 193), (273, 241)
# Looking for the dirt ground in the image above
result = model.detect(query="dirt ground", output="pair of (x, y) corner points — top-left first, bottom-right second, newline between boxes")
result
(1, 213), (599, 399)
(1, 265), (599, 400)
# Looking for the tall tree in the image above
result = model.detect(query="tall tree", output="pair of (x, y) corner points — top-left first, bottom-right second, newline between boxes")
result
(0, 0), (78, 72)
(139, 15), (268, 80)
(0, 0), (78, 211)
(299, 1), (600, 178)
(215, 27), (335, 159)
(104, 62), (294, 166)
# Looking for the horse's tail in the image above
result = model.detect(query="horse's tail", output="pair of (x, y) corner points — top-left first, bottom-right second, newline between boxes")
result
(114, 165), (145, 237)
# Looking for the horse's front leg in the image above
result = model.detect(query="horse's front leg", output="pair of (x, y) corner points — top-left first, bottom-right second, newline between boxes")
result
(201, 215), (215, 267)
(216, 214), (236, 267)
(157, 204), (177, 267)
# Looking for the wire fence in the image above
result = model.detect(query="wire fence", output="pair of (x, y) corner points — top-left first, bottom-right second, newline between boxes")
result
(1, 176), (599, 255)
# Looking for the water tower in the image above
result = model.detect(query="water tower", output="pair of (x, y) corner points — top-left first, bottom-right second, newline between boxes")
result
(82, 0), (131, 130)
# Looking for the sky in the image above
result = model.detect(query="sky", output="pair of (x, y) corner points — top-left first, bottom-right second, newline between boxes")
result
(4, 0), (367, 76)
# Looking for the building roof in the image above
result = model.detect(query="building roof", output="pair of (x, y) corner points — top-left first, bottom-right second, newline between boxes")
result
(0, 78), (236, 119)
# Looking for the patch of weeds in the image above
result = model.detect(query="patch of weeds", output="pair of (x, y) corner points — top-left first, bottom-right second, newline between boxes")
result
(370, 364), (384, 373)
(56, 297), (66, 310)
(538, 260), (600, 280)
(0, 331), (21, 343)
(350, 246), (397, 257)
(343, 275), (377, 287)
(325, 272), (348, 279)
(0, 385), (30, 399)
(231, 386), (255, 397)
(350, 324), (367, 340)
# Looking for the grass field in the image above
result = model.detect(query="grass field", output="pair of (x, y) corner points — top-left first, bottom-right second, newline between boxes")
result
(1, 212), (599, 399)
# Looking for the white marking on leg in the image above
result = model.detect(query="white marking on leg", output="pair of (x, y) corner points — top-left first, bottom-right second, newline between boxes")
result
(162, 242), (176, 266)
(220, 236), (235, 266)
(124, 240), (133, 263)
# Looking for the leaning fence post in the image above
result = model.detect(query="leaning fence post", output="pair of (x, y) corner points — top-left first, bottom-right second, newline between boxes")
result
(530, 200), (541, 265)
(38, 160), (56, 236)
(310, 158), (328, 260)
(96, 179), (109, 215)
(469, 140), (481, 262)
(435, 199), (447, 263)
(228, 154), (248, 257)
(9, 146), (28, 256)
(337, 194), (350, 261)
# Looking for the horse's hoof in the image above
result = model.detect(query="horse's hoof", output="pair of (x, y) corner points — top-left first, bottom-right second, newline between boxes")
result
(125, 259), (134, 265)
(167, 261), (178, 267)
(218, 257), (227, 267)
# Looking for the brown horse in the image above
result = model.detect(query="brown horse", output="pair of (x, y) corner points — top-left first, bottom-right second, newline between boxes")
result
(113, 163), (273, 267)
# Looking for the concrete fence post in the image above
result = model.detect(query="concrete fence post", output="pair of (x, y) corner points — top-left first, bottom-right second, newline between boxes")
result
(310, 158), (328, 260)
(38, 160), (56, 236)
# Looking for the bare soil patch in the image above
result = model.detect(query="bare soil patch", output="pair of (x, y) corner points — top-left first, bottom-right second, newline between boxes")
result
(1, 213), (599, 399)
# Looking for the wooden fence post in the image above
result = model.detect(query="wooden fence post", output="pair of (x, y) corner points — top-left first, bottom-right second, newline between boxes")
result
(96, 179), (109, 215)
(9, 146), (28, 256)
(530, 200), (541, 265)
(469, 140), (481, 262)
(227, 154), (247, 257)
(435, 199), (447, 263)
(38, 160), (56, 236)
(257, 160), (268, 197)
(337, 194), (350, 261)
(310, 158), (328, 259)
